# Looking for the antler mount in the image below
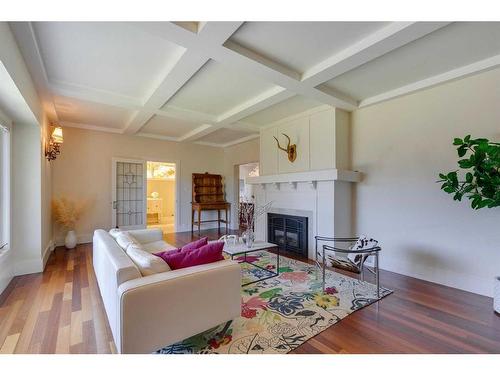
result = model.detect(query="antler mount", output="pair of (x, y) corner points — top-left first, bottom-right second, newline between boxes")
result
(273, 133), (297, 162)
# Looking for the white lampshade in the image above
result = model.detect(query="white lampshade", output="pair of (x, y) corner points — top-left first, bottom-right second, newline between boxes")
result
(52, 127), (63, 144)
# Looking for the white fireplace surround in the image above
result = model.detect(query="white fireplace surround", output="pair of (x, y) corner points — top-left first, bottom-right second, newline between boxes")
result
(247, 169), (361, 260)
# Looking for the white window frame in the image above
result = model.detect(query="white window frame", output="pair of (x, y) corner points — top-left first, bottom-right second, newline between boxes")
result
(0, 112), (11, 255)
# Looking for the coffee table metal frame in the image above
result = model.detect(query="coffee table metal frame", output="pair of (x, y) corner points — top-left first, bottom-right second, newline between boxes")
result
(224, 243), (280, 287)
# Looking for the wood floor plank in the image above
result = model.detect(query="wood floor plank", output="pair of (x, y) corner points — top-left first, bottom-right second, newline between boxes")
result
(0, 300), (22, 349)
(55, 325), (70, 354)
(63, 282), (72, 301)
(27, 310), (50, 353)
(0, 228), (499, 354)
(0, 333), (20, 354)
(70, 310), (83, 346)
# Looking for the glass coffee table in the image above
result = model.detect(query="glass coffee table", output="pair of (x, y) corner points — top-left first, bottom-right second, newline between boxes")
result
(223, 240), (280, 286)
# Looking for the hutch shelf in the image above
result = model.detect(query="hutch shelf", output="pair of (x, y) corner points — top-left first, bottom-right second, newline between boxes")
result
(191, 172), (230, 234)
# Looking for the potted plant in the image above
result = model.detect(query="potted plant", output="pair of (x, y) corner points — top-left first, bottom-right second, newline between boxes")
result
(437, 135), (499, 313)
(52, 197), (86, 249)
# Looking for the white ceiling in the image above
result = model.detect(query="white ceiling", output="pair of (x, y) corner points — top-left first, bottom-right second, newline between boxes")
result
(322, 22), (500, 100)
(229, 22), (390, 74)
(139, 114), (201, 138)
(34, 22), (184, 100)
(164, 59), (276, 116)
(242, 95), (322, 126)
(9, 21), (500, 147)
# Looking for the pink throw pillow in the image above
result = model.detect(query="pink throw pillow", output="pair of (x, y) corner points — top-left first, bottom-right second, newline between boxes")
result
(160, 237), (209, 255)
(154, 241), (224, 270)
(181, 237), (208, 252)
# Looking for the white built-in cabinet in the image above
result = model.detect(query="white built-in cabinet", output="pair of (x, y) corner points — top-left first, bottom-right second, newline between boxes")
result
(259, 107), (349, 176)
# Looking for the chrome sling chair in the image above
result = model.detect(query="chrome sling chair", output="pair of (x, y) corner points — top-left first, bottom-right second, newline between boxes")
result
(314, 236), (381, 298)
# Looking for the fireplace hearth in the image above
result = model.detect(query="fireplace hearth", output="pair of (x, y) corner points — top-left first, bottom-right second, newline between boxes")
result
(267, 213), (308, 257)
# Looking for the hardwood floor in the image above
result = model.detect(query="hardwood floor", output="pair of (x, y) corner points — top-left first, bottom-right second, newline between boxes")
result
(1, 228), (499, 354)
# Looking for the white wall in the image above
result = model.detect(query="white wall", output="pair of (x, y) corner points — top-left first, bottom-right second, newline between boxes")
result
(352, 67), (500, 297)
(52, 127), (225, 242)
(41, 114), (53, 265)
(12, 121), (43, 274)
(0, 23), (49, 294)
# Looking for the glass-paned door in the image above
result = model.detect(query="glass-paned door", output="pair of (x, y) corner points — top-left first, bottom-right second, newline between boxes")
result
(112, 159), (146, 229)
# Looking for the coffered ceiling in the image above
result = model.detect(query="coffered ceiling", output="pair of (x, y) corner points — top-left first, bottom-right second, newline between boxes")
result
(9, 21), (500, 147)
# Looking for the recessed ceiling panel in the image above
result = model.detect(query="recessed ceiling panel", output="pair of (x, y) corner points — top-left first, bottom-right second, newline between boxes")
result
(140, 114), (201, 138)
(164, 59), (277, 116)
(54, 96), (132, 129)
(229, 22), (390, 74)
(242, 95), (323, 127)
(197, 128), (256, 144)
(34, 22), (185, 99)
(322, 22), (500, 101)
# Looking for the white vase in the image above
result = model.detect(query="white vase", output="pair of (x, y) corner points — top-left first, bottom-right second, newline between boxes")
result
(65, 230), (77, 249)
(495, 276), (500, 314)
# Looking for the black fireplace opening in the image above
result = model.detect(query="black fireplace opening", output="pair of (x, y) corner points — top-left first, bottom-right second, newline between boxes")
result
(268, 213), (308, 257)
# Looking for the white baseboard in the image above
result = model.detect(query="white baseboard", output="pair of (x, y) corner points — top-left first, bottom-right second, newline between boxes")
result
(42, 240), (55, 268)
(380, 257), (494, 298)
(0, 275), (12, 296)
(0, 252), (13, 296)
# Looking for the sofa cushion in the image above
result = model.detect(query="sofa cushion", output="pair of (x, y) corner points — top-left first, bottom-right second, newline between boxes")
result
(142, 240), (177, 253)
(109, 228), (122, 239)
(154, 241), (224, 270)
(115, 232), (140, 251)
(126, 244), (171, 276)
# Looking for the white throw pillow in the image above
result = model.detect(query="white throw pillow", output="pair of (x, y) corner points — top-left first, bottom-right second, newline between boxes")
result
(347, 235), (379, 264)
(115, 232), (140, 251)
(126, 244), (171, 276)
(109, 228), (122, 239)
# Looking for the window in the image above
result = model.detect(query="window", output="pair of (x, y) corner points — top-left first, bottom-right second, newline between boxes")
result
(0, 121), (11, 254)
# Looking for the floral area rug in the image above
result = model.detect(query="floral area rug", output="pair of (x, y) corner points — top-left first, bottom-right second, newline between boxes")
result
(157, 251), (392, 354)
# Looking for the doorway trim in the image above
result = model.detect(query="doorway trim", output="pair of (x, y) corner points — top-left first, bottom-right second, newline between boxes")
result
(233, 161), (259, 230)
(145, 158), (181, 233)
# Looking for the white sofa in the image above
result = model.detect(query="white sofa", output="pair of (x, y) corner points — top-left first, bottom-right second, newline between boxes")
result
(92, 228), (241, 354)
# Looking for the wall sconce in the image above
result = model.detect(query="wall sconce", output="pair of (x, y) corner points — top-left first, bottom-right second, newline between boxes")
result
(45, 126), (63, 161)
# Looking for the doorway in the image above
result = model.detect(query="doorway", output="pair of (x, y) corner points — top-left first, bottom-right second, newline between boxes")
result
(146, 161), (176, 234)
(237, 162), (259, 230)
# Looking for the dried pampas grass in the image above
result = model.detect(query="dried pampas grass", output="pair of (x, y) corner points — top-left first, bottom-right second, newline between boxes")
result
(52, 197), (86, 229)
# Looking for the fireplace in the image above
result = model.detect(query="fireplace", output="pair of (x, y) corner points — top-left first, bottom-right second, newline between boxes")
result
(267, 213), (308, 257)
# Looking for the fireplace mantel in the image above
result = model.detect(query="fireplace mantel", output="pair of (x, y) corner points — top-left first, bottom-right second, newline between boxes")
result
(246, 168), (361, 189)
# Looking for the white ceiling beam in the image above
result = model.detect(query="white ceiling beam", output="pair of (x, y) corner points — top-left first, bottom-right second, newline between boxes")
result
(359, 53), (500, 108)
(212, 41), (358, 110)
(136, 22), (359, 112)
(154, 105), (216, 124)
(133, 21), (358, 142)
(302, 22), (451, 87)
(189, 22), (450, 141)
(176, 124), (216, 142)
(9, 22), (59, 122)
(217, 87), (295, 125)
(49, 79), (218, 125)
(194, 133), (260, 148)
(180, 87), (293, 142)
(49, 80), (143, 109)
(123, 22), (244, 135)
(60, 121), (124, 134)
